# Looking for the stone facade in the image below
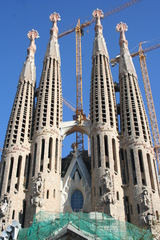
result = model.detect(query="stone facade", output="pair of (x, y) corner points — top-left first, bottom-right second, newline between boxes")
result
(0, 10), (160, 238)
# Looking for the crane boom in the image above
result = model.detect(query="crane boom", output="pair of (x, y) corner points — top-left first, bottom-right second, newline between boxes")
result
(139, 43), (160, 176)
(111, 43), (160, 64)
(58, 0), (142, 39)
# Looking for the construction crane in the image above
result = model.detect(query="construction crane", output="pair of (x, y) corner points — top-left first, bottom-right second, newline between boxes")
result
(59, 0), (142, 151)
(111, 43), (160, 177)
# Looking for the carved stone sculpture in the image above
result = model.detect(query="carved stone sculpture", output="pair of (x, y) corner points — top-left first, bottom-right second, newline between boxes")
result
(143, 189), (150, 209)
(0, 194), (11, 217)
(31, 172), (45, 207)
(102, 170), (112, 191)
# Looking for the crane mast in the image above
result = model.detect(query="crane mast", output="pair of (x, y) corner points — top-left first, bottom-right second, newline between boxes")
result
(139, 43), (160, 176)
(75, 19), (84, 151)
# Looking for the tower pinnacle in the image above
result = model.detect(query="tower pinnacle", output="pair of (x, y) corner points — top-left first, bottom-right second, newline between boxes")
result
(92, 9), (104, 36)
(116, 22), (128, 49)
(27, 29), (39, 59)
(49, 12), (61, 38)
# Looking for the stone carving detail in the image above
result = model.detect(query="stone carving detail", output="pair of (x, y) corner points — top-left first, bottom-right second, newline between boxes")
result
(102, 170), (115, 205)
(103, 193), (115, 205)
(102, 170), (112, 191)
(0, 194), (11, 217)
(31, 173), (45, 207)
(0, 194), (11, 231)
(144, 213), (156, 226)
(143, 189), (150, 209)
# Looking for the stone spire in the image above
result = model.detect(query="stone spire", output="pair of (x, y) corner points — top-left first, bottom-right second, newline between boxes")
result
(90, 10), (124, 220)
(117, 22), (160, 228)
(92, 9), (109, 57)
(116, 22), (136, 77)
(44, 12), (61, 60)
(0, 30), (39, 230)
(25, 12), (62, 225)
(19, 29), (39, 83)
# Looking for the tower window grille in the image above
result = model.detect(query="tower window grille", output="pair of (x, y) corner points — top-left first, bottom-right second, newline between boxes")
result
(132, 77), (147, 141)
(100, 55), (106, 123)
(123, 76), (131, 136)
(128, 75), (139, 136)
(50, 59), (55, 126)
(104, 57), (113, 128)
(90, 67), (94, 124)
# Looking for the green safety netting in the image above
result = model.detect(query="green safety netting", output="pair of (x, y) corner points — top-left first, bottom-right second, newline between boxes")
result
(18, 211), (152, 240)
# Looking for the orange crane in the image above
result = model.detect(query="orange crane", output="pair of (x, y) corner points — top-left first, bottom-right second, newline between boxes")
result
(111, 43), (160, 177)
(59, 0), (142, 151)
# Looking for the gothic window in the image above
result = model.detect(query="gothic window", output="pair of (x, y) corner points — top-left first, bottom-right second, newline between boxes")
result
(97, 135), (101, 168)
(120, 149), (126, 184)
(55, 138), (58, 171)
(46, 190), (49, 199)
(130, 149), (137, 185)
(112, 139), (118, 173)
(32, 143), (37, 177)
(7, 157), (14, 193)
(138, 150), (146, 186)
(104, 135), (109, 168)
(16, 155), (22, 191)
(48, 137), (52, 170)
(92, 136), (95, 168)
(125, 150), (129, 182)
(147, 153), (155, 191)
(0, 161), (6, 196)
(99, 187), (102, 196)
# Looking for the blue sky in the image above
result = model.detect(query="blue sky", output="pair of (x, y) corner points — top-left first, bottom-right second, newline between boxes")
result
(0, 0), (160, 158)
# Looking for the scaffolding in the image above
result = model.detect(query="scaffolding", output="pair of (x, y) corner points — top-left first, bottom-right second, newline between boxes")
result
(18, 211), (152, 240)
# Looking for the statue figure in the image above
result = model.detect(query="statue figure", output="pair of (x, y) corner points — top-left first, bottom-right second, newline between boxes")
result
(143, 189), (150, 209)
(102, 170), (112, 191)
(0, 194), (10, 217)
(36, 173), (43, 195)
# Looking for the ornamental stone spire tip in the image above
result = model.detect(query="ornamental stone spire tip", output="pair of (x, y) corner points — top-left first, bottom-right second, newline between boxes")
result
(92, 9), (104, 36)
(49, 12), (61, 38)
(27, 29), (39, 59)
(116, 22), (128, 48)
